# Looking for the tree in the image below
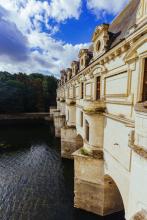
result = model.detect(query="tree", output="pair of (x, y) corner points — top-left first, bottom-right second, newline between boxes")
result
(0, 72), (57, 113)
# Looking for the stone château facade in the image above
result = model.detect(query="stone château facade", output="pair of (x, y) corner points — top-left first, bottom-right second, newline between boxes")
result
(52, 0), (147, 219)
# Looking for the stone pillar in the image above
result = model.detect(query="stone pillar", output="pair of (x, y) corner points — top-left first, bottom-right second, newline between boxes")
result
(65, 101), (76, 127)
(53, 110), (65, 137)
(73, 149), (105, 215)
(61, 126), (83, 159)
(49, 106), (57, 120)
(60, 101), (66, 115)
(57, 100), (60, 111)
(83, 113), (105, 148)
(73, 150), (124, 216)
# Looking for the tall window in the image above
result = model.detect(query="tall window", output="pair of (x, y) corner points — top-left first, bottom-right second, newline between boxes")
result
(73, 86), (75, 98)
(81, 82), (84, 99)
(85, 120), (89, 142)
(142, 58), (147, 102)
(67, 110), (69, 122)
(80, 111), (83, 127)
(96, 76), (101, 100)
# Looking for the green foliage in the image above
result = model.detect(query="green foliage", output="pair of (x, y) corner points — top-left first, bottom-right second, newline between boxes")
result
(80, 148), (90, 156)
(0, 71), (57, 113)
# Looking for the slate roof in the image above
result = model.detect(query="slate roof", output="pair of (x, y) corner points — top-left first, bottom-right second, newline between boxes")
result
(108, 0), (140, 49)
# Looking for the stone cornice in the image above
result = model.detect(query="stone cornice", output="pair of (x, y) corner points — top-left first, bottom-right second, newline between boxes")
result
(130, 144), (147, 159)
(135, 102), (147, 113)
(104, 113), (134, 127)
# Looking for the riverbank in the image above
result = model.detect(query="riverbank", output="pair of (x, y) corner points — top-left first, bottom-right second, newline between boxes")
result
(0, 113), (52, 124)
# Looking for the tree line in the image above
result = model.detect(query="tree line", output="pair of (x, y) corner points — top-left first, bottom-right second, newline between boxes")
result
(0, 72), (57, 113)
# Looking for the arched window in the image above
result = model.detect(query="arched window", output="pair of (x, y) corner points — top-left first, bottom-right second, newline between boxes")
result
(96, 40), (101, 52)
(85, 120), (89, 142)
(81, 58), (84, 66)
(69, 72), (72, 79)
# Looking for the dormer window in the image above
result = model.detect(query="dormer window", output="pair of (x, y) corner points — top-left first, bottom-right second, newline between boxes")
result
(66, 68), (72, 81)
(60, 69), (66, 84)
(92, 24), (109, 59)
(71, 61), (79, 76)
(78, 49), (92, 71)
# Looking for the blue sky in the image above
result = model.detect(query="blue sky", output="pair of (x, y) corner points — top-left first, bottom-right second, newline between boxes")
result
(0, 0), (129, 77)
(54, 3), (115, 45)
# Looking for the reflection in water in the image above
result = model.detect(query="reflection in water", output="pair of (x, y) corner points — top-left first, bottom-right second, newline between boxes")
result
(0, 121), (124, 220)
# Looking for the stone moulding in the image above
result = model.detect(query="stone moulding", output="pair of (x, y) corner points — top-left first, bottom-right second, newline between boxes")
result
(66, 99), (76, 106)
(63, 124), (76, 129)
(83, 101), (106, 115)
(83, 106), (105, 115)
(60, 98), (65, 102)
(130, 209), (147, 220)
(54, 114), (65, 119)
(135, 102), (147, 113)
(66, 101), (76, 106)
(104, 113), (134, 127)
(130, 144), (147, 159)
(73, 148), (104, 160)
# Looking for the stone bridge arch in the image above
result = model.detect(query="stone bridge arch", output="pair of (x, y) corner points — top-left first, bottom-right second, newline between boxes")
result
(75, 134), (84, 149)
(103, 175), (125, 216)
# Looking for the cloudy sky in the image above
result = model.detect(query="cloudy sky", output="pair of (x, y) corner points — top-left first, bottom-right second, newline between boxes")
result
(0, 0), (129, 77)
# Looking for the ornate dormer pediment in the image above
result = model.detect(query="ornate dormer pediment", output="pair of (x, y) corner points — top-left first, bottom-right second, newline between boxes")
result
(60, 69), (66, 84)
(71, 61), (79, 76)
(136, 0), (147, 24)
(78, 49), (89, 58)
(92, 23), (109, 59)
(78, 49), (92, 71)
(66, 68), (72, 81)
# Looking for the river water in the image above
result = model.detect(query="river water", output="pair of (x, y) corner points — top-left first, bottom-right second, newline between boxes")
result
(0, 121), (124, 220)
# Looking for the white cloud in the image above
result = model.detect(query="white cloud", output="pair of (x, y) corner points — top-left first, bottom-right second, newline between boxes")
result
(48, 0), (82, 21)
(0, 0), (87, 77)
(87, 0), (129, 18)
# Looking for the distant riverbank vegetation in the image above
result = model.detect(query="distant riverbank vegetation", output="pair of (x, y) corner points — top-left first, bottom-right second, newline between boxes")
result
(0, 72), (57, 113)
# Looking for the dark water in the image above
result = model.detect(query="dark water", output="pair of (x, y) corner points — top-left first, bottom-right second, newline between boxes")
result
(0, 121), (124, 220)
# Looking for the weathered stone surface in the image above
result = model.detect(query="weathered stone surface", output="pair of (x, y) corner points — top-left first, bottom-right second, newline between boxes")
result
(103, 176), (124, 215)
(74, 178), (104, 215)
(130, 210), (147, 220)
(74, 150), (104, 184)
(54, 114), (65, 137)
(74, 152), (124, 216)
(61, 127), (83, 159)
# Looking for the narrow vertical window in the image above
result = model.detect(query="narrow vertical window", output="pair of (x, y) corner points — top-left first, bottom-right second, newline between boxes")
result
(142, 58), (147, 102)
(81, 82), (84, 99)
(85, 120), (89, 142)
(80, 111), (83, 127)
(96, 76), (101, 100)
(67, 110), (69, 122)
